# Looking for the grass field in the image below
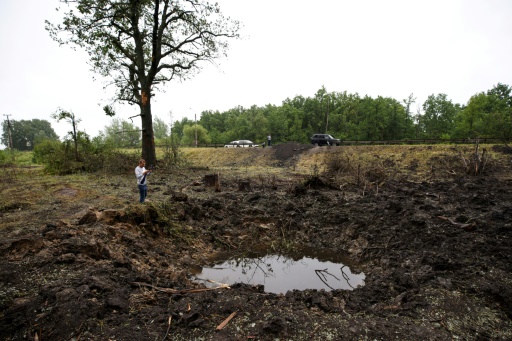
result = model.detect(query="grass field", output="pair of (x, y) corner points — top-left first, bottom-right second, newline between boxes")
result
(179, 143), (509, 183)
(2, 142), (508, 182)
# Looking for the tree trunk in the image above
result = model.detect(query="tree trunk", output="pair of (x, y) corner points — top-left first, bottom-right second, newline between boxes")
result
(140, 90), (157, 168)
(72, 119), (79, 162)
(238, 180), (251, 192)
(204, 174), (220, 188)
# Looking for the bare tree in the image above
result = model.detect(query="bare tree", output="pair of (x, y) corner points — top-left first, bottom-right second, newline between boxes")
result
(52, 109), (81, 161)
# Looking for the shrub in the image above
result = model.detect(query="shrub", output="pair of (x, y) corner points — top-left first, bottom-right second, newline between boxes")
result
(33, 137), (138, 175)
(32, 139), (67, 173)
(0, 149), (8, 164)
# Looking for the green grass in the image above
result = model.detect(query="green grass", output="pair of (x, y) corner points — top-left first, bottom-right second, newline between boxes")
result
(0, 150), (37, 166)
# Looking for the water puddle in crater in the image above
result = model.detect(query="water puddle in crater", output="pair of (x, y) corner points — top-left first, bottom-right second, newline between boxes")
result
(190, 247), (365, 294)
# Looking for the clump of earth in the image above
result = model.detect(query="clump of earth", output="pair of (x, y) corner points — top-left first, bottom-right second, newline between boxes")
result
(1, 143), (512, 340)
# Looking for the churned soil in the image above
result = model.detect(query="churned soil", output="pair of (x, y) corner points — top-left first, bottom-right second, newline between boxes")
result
(1, 143), (512, 340)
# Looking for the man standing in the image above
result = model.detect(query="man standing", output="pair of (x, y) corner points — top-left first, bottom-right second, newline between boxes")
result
(135, 159), (151, 203)
(267, 134), (271, 147)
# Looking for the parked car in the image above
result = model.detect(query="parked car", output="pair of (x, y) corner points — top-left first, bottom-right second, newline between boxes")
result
(224, 140), (259, 148)
(310, 134), (341, 146)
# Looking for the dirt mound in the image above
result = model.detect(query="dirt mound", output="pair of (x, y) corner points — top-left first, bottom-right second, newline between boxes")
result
(272, 142), (314, 162)
(492, 144), (512, 154)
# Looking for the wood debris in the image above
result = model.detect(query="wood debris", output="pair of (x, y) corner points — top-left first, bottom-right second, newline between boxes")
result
(131, 282), (230, 294)
(216, 311), (237, 331)
(437, 216), (476, 231)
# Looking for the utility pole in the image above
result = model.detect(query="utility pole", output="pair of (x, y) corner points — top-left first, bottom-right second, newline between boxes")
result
(4, 114), (13, 151)
(325, 97), (330, 133)
(190, 108), (198, 147)
(168, 110), (173, 138)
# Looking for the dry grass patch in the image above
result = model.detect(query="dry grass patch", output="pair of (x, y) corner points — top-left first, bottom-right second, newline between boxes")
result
(180, 147), (280, 176)
(0, 168), (132, 231)
(294, 144), (508, 188)
(178, 144), (510, 188)
(181, 147), (276, 166)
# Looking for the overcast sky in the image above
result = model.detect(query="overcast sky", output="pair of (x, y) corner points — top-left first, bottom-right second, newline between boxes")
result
(1, 0), (511, 142)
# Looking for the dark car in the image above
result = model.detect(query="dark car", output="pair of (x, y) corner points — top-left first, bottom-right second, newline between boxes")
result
(311, 134), (341, 146)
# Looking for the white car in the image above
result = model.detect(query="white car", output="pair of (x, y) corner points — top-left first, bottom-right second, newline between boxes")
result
(224, 140), (259, 148)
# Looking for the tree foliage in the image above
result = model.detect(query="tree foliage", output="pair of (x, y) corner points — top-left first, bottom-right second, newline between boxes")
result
(182, 124), (210, 145)
(166, 84), (510, 145)
(52, 109), (81, 161)
(32, 136), (137, 175)
(183, 89), (419, 145)
(420, 94), (460, 139)
(452, 83), (512, 140)
(486, 83), (512, 139)
(46, 0), (240, 167)
(98, 118), (142, 148)
(1, 119), (58, 151)
(153, 116), (170, 140)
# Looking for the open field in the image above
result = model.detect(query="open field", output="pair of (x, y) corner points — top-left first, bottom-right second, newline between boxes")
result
(1, 143), (512, 340)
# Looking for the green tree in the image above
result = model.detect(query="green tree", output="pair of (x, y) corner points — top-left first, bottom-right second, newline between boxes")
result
(332, 91), (361, 140)
(486, 83), (512, 139)
(182, 124), (210, 145)
(99, 118), (141, 147)
(302, 87), (328, 135)
(264, 104), (287, 143)
(251, 111), (269, 144)
(454, 92), (487, 138)
(401, 93), (417, 138)
(52, 110), (81, 161)
(1, 119), (58, 151)
(278, 102), (306, 142)
(421, 94), (460, 138)
(46, 0), (240, 167)
(171, 117), (194, 142)
(455, 84), (512, 139)
(220, 106), (246, 142)
(200, 110), (227, 143)
(403, 93), (416, 122)
(381, 97), (412, 140)
(357, 96), (387, 140)
(153, 116), (170, 140)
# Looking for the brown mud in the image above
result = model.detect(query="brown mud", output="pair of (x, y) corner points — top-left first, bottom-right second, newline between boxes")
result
(1, 143), (512, 340)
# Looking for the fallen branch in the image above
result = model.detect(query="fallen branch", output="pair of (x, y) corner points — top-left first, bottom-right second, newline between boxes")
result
(162, 316), (172, 340)
(131, 281), (230, 294)
(194, 277), (232, 288)
(216, 311), (237, 331)
(437, 216), (476, 231)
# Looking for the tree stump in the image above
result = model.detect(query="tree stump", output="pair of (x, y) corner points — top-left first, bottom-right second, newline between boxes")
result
(238, 180), (251, 192)
(205, 174), (220, 190)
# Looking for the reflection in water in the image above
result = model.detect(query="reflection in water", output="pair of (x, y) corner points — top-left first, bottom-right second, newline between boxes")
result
(191, 249), (365, 294)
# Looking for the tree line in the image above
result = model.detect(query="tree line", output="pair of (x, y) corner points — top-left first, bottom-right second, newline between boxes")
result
(172, 83), (512, 145)
(2, 83), (511, 151)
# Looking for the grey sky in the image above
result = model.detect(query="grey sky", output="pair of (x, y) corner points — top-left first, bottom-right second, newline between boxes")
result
(1, 0), (511, 141)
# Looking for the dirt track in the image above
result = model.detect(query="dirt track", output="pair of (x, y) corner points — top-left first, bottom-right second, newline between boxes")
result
(1, 143), (512, 340)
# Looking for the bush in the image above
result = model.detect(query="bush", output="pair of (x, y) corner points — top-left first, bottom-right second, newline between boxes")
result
(0, 149), (38, 167)
(0, 149), (8, 164)
(33, 137), (138, 175)
(159, 137), (185, 168)
(32, 139), (67, 173)
(101, 150), (141, 174)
